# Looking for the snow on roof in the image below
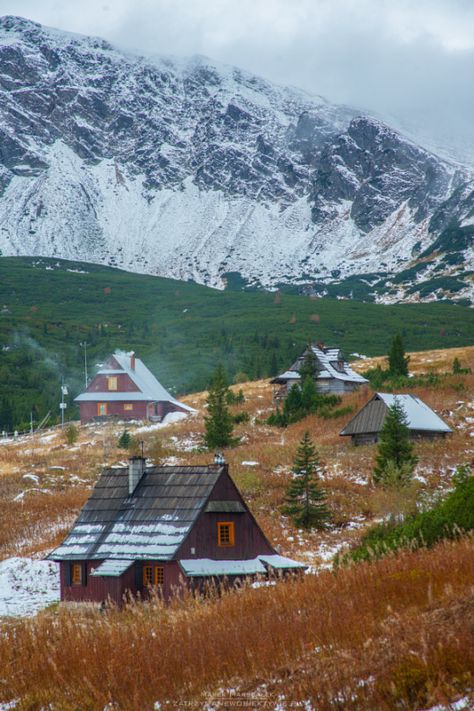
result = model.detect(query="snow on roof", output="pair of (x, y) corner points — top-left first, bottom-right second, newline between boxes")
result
(259, 554), (307, 570)
(179, 558), (267, 577)
(310, 345), (368, 384)
(272, 344), (368, 384)
(49, 465), (223, 562)
(179, 554), (306, 577)
(376, 393), (452, 433)
(75, 351), (195, 412)
(90, 559), (134, 577)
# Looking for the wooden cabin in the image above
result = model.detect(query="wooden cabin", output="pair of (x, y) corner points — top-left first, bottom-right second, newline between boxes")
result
(340, 393), (452, 445)
(271, 342), (368, 399)
(75, 351), (194, 424)
(48, 459), (305, 605)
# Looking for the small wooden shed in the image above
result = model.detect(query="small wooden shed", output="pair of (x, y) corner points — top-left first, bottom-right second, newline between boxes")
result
(340, 393), (452, 445)
(48, 459), (305, 605)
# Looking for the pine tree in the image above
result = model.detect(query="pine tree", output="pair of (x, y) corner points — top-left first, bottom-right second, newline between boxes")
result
(117, 429), (132, 449)
(203, 365), (236, 449)
(373, 399), (417, 485)
(388, 334), (409, 377)
(299, 347), (319, 381)
(282, 431), (330, 529)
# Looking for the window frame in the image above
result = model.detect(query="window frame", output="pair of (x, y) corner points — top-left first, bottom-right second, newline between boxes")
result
(154, 566), (164, 587)
(143, 565), (153, 587)
(71, 563), (83, 586)
(107, 376), (118, 391)
(123, 403), (133, 411)
(217, 521), (235, 547)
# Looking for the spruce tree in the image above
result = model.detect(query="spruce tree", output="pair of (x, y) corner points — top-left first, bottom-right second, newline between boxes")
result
(373, 399), (417, 485)
(388, 334), (409, 377)
(299, 347), (319, 381)
(282, 431), (330, 529)
(117, 429), (132, 449)
(203, 365), (236, 449)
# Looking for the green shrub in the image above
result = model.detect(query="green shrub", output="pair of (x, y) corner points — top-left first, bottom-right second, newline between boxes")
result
(64, 423), (79, 445)
(341, 468), (474, 564)
(232, 411), (250, 424)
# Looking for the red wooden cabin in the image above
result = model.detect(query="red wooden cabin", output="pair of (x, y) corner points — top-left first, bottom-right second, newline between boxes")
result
(48, 459), (305, 605)
(75, 351), (194, 424)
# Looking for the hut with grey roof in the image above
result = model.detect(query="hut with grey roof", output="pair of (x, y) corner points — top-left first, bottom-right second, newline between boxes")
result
(75, 350), (194, 424)
(48, 458), (305, 605)
(271, 342), (368, 399)
(340, 393), (452, 446)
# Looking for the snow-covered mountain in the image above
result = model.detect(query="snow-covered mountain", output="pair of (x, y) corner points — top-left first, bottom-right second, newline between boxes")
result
(0, 15), (473, 303)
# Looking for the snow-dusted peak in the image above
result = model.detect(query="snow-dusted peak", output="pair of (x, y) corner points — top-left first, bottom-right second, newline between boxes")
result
(0, 17), (472, 302)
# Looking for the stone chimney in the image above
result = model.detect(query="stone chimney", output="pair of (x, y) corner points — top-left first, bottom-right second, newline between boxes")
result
(130, 351), (136, 371)
(128, 456), (145, 495)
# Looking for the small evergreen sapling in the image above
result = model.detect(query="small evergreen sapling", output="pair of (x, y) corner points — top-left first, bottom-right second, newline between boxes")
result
(388, 334), (410, 377)
(282, 431), (330, 529)
(117, 429), (132, 450)
(204, 365), (237, 449)
(373, 399), (417, 485)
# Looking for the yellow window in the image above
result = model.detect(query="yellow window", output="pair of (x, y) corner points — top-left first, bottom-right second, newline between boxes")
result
(154, 566), (164, 587)
(72, 563), (82, 585)
(123, 403), (133, 411)
(107, 376), (118, 391)
(217, 522), (235, 547)
(143, 565), (153, 586)
(97, 402), (108, 416)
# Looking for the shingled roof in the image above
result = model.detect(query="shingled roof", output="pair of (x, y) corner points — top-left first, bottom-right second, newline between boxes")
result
(271, 344), (368, 385)
(49, 465), (223, 561)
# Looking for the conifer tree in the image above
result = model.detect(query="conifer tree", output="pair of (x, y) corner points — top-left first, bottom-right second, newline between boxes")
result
(373, 399), (417, 485)
(299, 347), (319, 381)
(204, 365), (236, 449)
(388, 334), (409, 377)
(282, 431), (330, 529)
(117, 429), (132, 449)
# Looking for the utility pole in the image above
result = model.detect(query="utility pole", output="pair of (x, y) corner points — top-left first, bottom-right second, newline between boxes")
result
(60, 377), (68, 428)
(80, 341), (89, 388)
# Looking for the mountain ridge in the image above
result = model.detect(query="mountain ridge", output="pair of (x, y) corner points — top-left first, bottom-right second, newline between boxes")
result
(0, 15), (473, 302)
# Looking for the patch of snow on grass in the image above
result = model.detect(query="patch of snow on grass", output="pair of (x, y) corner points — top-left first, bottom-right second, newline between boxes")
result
(241, 461), (259, 466)
(134, 412), (190, 433)
(0, 557), (59, 617)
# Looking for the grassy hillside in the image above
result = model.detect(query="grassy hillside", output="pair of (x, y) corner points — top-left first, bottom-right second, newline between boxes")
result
(1, 256), (474, 429)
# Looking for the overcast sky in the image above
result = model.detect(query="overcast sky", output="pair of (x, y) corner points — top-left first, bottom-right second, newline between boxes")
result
(1, 0), (473, 162)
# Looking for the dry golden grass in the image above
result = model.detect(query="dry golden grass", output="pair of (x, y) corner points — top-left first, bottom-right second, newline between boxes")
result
(0, 538), (473, 709)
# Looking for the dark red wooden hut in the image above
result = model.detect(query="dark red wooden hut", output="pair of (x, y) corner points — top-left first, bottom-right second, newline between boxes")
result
(75, 351), (194, 424)
(48, 459), (305, 605)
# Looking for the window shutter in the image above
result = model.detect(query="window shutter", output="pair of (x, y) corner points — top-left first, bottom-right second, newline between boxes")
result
(134, 562), (143, 589)
(65, 562), (72, 586)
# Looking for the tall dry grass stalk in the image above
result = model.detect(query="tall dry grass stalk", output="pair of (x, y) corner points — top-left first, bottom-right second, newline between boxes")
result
(0, 538), (473, 709)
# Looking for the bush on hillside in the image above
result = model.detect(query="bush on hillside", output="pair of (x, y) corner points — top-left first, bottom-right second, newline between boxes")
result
(341, 466), (474, 564)
(267, 377), (341, 427)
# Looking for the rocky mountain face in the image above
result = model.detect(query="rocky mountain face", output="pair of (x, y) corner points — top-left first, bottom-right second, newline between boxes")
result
(0, 15), (473, 303)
